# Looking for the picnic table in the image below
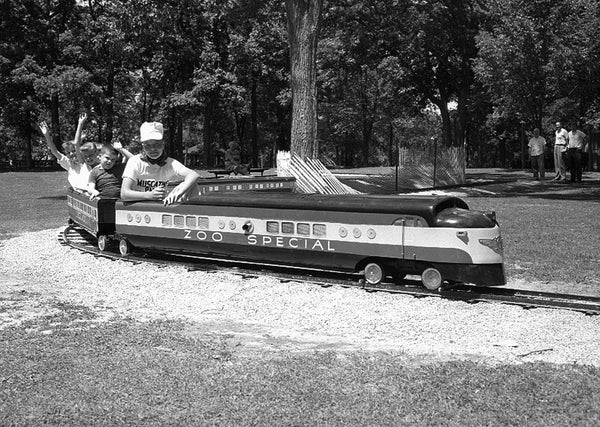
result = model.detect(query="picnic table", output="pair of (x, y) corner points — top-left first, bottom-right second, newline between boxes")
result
(207, 169), (232, 178)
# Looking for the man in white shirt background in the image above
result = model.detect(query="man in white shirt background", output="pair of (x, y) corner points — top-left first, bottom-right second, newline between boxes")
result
(528, 128), (546, 180)
(566, 122), (587, 183)
(553, 121), (569, 181)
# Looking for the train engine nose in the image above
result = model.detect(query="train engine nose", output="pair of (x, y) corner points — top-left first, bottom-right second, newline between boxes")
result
(434, 207), (497, 228)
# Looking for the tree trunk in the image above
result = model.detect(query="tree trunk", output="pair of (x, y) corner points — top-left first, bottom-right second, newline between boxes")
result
(51, 94), (61, 148)
(251, 75), (258, 167)
(203, 99), (215, 167)
(285, 0), (323, 159)
(25, 110), (33, 169)
(105, 63), (115, 145)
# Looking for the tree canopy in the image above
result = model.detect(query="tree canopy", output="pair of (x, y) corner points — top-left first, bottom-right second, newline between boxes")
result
(1, 0), (599, 169)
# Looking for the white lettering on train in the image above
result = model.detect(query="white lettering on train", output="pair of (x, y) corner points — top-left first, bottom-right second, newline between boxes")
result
(184, 230), (334, 251)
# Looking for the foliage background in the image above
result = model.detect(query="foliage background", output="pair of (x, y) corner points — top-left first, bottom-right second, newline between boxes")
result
(1, 0), (600, 169)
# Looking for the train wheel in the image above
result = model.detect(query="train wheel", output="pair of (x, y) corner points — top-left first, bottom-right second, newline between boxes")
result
(119, 238), (130, 256)
(422, 268), (443, 290)
(364, 262), (384, 285)
(97, 235), (108, 251)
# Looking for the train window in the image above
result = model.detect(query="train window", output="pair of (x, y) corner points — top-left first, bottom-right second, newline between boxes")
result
(186, 216), (197, 228)
(297, 223), (310, 236)
(392, 216), (427, 227)
(174, 215), (185, 228)
(162, 215), (172, 227)
(267, 221), (279, 234)
(313, 224), (326, 237)
(282, 222), (294, 234)
(197, 217), (209, 230)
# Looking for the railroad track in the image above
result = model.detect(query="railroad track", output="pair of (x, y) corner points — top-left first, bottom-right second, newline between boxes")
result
(59, 225), (600, 315)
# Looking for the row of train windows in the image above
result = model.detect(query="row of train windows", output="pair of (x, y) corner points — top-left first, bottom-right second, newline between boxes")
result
(162, 215), (209, 229)
(158, 214), (425, 235)
(267, 221), (326, 237)
(159, 214), (327, 237)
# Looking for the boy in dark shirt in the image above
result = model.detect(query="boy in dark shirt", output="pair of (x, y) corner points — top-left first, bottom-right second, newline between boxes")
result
(88, 142), (133, 199)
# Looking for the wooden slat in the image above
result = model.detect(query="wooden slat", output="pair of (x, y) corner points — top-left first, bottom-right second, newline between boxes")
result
(276, 150), (360, 194)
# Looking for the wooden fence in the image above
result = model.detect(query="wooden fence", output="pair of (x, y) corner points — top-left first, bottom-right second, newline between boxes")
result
(396, 145), (466, 187)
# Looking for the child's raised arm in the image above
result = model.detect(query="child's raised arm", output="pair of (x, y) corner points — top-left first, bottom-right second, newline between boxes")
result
(73, 112), (88, 163)
(38, 121), (61, 160)
(113, 141), (134, 161)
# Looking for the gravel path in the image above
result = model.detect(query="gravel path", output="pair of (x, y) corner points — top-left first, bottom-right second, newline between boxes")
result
(1, 228), (599, 366)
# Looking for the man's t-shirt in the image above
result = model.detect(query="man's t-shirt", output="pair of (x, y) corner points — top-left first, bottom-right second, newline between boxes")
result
(122, 155), (187, 192)
(528, 136), (546, 156)
(567, 130), (586, 149)
(89, 162), (127, 198)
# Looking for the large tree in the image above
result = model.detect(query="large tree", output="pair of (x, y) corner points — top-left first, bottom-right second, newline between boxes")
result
(284, 0), (323, 159)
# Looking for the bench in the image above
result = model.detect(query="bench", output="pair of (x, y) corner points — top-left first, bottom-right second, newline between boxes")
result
(249, 167), (267, 176)
(208, 167), (268, 178)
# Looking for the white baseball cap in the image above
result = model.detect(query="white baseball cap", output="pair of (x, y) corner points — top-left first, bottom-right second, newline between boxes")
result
(140, 122), (164, 142)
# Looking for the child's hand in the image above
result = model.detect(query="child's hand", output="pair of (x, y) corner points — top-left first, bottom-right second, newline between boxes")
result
(38, 121), (49, 135)
(163, 186), (181, 206)
(78, 112), (87, 124)
(150, 186), (167, 200)
(113, 141), (123, 151)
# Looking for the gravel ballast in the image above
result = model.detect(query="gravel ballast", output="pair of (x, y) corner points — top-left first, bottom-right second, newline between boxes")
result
(1, 228), (599, 366)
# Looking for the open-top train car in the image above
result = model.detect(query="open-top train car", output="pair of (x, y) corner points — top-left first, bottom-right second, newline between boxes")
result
(67, 175), (295, 250)
(112, 192), (505, 290)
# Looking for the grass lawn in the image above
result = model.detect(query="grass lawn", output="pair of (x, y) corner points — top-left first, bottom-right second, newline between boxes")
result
(0, 171), (69, 240)
(1, 170), (600, 425)
(2, 317), (599, 426)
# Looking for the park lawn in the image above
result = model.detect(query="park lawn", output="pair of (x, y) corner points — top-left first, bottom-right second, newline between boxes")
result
(1, 170), (600, 425)
(0, 171), (69, 240)
(1, 316), (599, 426)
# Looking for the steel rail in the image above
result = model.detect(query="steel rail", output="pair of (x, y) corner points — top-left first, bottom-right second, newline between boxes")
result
(59, 226), (600, 315)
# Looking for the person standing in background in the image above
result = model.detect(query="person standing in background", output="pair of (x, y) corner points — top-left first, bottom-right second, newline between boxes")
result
(566, 123), (587, 183)
(553, 121), (568, 181)
(528, 128), (546, 180)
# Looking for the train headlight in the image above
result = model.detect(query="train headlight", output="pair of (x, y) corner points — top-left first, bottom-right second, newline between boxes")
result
(479, 236), (503, 255)
(483, 211), (497, 224)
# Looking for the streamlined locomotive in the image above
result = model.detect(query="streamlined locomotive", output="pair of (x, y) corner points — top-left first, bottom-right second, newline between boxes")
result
(67, 179), (505, 290)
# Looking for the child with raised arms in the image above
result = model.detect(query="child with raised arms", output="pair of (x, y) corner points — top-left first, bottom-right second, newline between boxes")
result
(37, 113), (87, 190)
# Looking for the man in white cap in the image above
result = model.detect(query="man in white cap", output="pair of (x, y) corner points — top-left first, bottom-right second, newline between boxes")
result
(121, 121), (199, 205)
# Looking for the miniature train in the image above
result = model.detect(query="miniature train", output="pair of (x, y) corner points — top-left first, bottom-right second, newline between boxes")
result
(66, 176), (505, 290)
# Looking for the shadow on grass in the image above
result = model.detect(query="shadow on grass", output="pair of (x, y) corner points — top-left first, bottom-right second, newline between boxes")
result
(37, 195), (67, 201)
(341, 170), (600, 202)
